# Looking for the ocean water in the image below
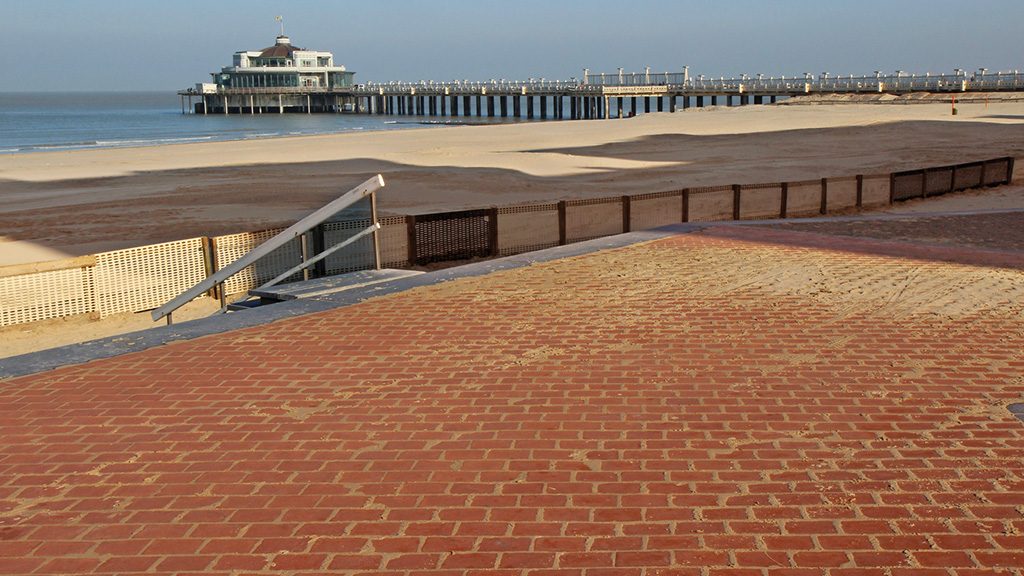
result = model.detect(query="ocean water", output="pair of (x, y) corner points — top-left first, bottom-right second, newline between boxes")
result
(0, 92), (521, 154)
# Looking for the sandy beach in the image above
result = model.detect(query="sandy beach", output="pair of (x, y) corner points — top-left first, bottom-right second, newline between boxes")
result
(2, 101), (1024, 359)
(2, 102), (1023, 265)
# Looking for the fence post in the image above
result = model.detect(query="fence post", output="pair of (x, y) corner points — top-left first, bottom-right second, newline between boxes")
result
(311, 224), (327, 277)
(622, 195), (631, 233)
(488, 207), (499, 257)
(201, 237), (218, 299)
(557, 201), (567, 245)
(1008, 157), (1016, 184)
(855, 175), (864, 208)
(780, 182), (788, 218)
(406, 215), (418, 266)
(820, 178), (828, 214)
(732, 185), (741, 220)
(682, 189), (690, 222)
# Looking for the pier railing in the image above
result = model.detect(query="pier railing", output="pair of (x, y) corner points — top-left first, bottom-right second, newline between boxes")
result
(2, 157), (1017, 329)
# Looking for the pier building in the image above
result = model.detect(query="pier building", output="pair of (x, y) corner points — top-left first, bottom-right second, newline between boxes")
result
(181, 35), (356, 114)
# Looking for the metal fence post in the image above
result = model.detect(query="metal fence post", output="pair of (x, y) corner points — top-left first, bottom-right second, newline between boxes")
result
(682, 189), (690, 222)
(780, 182), (789, 218)
(732, 185), (741, 220)
(855, 175), (864, 208)
(622, 196), (631, 233)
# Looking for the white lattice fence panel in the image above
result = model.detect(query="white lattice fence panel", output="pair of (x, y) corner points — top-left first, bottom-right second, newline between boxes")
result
(379, 217), (410, 268)
(214, 229), (303, 296)
(0, 267), (95, 327)
(497, 205), (559, 255)
(94, 239), (207, 317)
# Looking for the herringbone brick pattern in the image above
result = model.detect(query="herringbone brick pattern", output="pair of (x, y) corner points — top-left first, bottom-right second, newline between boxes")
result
(2, 225), (1023, 575)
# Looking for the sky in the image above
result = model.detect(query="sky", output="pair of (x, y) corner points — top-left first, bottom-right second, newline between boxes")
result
(4, 0), (1023, 92)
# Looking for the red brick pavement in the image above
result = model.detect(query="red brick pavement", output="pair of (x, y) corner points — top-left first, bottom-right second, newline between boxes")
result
(2, 226), (1024, 575)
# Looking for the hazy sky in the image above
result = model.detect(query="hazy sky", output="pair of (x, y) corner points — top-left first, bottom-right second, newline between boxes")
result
(5, 0), (1023, 91)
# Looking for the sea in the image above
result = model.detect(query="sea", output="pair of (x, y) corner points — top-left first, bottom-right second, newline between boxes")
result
(0, 91), (523, 154)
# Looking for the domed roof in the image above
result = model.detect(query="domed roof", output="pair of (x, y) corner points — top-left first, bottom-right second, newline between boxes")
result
(259, 36), (303, 58)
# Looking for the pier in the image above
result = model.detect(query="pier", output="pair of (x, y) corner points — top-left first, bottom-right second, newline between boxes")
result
(180, 67), (1024, 118)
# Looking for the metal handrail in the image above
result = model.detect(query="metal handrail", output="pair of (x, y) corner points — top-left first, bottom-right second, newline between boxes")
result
(151, 174), (385, 324)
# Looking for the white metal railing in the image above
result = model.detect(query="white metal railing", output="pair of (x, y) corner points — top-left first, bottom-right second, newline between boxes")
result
(181, 69), (1024, 97)
(151, 175), (385, 324)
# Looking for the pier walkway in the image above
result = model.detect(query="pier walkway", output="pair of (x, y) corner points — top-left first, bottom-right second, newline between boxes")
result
(181, 68), (1024, 118)
(3, 211), (1024, 575)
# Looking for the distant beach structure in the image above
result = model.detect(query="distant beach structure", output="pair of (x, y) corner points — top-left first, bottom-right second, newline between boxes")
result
(180, 35), (357, 114)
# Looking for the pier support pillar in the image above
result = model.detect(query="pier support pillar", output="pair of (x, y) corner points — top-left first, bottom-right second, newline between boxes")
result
(770, 95), (777, 104)
(450, 95), (459, 116)
(487, 96), (495, 117)
(711, 95), (718, 106)
(558, 96), (564, 119)
(657, 97), (664, 112)
(740, 95), (749, 106)
(697, 96), (704, 107)
(513, 96), (521, 118)
(630, 97), (637, 116)
(476, 95), (482, 117)
(669, 96), (676, 113)
(540, 96), (547, 119)
(617, 97), (624, 118)
(683, 96), (689, 109)
(463, 96), (471, 117)
(528, 96), (535, 119)
(644, 97), (651, 113)
(604, 97), (610, 119)
(441, 95), (447, 116)
(500, 96), (508, 117)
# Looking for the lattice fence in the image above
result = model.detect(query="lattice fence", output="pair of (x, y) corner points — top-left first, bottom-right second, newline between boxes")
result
(827, 177), (858, 211)
(861, 175), (891, 206)
(0, 265), (95, 326)
(497, 204), (560, 256)
(411, 209), (494, 265)
(565, 197), (624, 242)
(93, 238), (208, 317)
(4, 156), (1016, 328)
(323, 220), (376, 275)
(630, 191), (683, 230)
(379, 216), (410, 268)
(786, 180), (823, 216)
(213, 229), (302, 296)
(687, 186), (734, 222)
(739, 184), (783, 220)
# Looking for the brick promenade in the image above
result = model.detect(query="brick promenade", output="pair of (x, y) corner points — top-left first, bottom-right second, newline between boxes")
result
(2, 218), (1024, 575)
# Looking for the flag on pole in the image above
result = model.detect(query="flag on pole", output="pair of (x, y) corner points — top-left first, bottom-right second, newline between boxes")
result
(275, 16), (283, 22)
